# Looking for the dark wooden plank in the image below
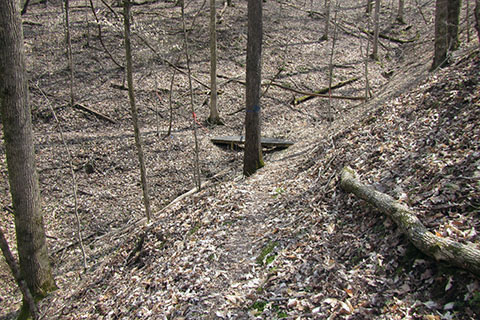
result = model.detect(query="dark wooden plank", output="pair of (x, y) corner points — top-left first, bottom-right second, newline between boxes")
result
(211, 135), (294, 148)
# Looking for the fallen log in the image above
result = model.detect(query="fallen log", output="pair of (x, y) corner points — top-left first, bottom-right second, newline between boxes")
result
(291, 77), (360, 105)
(73, 103), (117, 124)
(271, 82), (366, 101)
(216, 75), (364, 102)
(359, 27), (417, 44)
(340, 166), (480, 277)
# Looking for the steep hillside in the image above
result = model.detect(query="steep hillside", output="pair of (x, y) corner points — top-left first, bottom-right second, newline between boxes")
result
(34, 49), (480, 320)
(1, 0), (479, 319)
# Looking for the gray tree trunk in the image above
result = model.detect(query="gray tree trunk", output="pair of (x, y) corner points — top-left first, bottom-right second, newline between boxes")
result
(208, 0), (222, 124)
(432, 0), (462, 69)
(396, 0), (405, 23)
(322, 0), (331, 41)
(123, 0), (152, 221)
(64, 0), (75, 106)
(0, 0), (56, 313)
(476, 0), (480, 44)
(432, 0), (448, 69)
(372, 0), (380, 60)
(447, 0), (462, 51)
(243, 0), (264, 176)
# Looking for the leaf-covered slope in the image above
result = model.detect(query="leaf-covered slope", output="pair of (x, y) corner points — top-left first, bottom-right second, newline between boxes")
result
(34, 49), (480, 320)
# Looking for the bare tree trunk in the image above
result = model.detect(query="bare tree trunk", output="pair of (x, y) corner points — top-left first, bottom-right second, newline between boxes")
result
(123, 0), (152, 222)
(181, 2), (202, 190)
(321, 0), (331, 41)
(432, 0), (449, 69)
(432, 0), (462, 69)
(466, 0), (471, 42)
(371, 0), (380, 60)
(208, 0), (222, 124)
(396, 0), (405, 23)
(0, 0), (56, 317)
(447, 0), (461, 51)
(243, 0), (264, 176)
(327, 1), (338, 122)
(476, 0), (480, 44)
(364, 17), (371, 101)
(84, 0), (90, 46)
(165, 67), (177, 138)
(65, 0), (75, 106)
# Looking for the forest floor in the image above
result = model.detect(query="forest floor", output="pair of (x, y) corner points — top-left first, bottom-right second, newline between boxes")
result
(1, 0), (480, 319)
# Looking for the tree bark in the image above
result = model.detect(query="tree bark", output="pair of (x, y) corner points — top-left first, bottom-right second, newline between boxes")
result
(396, 0), (405, 23)
(432, 0), (461, 69)
(372, 0), (380, 60)
(447, 0), (462, 51)
(123, 0), (152, 221)
(322, 0), (331, 41)
(208, 0), (222, 124)
(64, 0), (75, 106)
(475, 0), (480, 44)
(340, 167), (480, 277)
(0, 0), (56, 312)
(243, 0), (264, 176)
(432, 0), (449, 69)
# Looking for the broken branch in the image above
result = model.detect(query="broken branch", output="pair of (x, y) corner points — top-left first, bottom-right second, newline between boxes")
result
(291, 76), (360, 105)
(73, 103), (117, 124)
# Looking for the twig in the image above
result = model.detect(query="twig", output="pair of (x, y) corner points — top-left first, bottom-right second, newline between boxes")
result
(165, 61), (179, 138)
(181, 1), (202, 190)
(99, 0), (120, 19)
(133, 32), (210, 89)
(123, 0), (152, 222)
(217, 74), (364, 101)
(36, 84), (88, 273)
(275, 84), (365, 101)
(327, 1), (339, 121)
(89, 0), (124, 69)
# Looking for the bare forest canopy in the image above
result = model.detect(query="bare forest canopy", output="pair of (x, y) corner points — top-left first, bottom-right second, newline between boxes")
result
(1, 0), (480, 319)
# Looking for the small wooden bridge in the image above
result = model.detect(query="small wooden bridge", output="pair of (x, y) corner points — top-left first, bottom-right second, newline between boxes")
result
(211, 135), (294, 149)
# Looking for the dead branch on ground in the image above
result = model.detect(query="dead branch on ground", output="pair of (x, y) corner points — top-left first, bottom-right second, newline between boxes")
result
(360, 27), (417, 44)
(291, 76), (360, 105)
(340, 166), (480, 277)
(73, 103), (117, 124)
